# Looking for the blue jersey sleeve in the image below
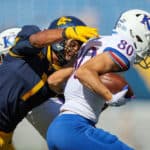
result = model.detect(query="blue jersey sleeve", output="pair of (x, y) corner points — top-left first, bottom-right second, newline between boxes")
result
(11, 25), (42, 56)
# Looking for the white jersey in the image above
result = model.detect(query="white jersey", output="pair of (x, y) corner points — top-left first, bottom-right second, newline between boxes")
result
(60, 34), (136, 123)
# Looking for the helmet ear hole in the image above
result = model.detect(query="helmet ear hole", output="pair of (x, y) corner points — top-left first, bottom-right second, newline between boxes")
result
(133, 42), (137, 49)
(136, 14), (141, 17)
(136, 35), (143, 42)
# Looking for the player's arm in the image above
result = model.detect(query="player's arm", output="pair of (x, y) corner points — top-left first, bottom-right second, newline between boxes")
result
(10, 25), (63, 56)
(48, 67), (74, 93)
(10, 25), (42, 56)
(29, 29), (64, 48)
(75, 50), (131, 106)
(75, 52), (119, 101)
(29, 26), (99, 48)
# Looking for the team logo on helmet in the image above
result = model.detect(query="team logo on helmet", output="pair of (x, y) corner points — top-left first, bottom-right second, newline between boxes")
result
(57, 17), (72, 26)
(2, 34), (16, 48)
(0, 28), (21, 54)
(141, 15), (150, 30)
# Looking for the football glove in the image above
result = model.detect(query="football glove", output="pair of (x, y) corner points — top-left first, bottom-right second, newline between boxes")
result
(106, 85), (129, 107)
(63, 26), (99, 43)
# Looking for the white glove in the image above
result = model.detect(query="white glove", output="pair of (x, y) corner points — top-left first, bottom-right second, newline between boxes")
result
(106, 85), (129, 107)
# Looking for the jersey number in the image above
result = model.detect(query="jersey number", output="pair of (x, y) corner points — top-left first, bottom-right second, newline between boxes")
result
(117, 40), (134, 56)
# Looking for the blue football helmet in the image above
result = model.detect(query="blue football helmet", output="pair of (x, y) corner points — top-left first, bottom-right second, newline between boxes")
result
(49, 16), (86, 29)
(48, 16), (86, 65)
(49, 16), (86, 52)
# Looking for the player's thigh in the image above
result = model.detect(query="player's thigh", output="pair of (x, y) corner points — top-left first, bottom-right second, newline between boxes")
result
(47, 115), (134, 150)
(84, 127), (134, 150)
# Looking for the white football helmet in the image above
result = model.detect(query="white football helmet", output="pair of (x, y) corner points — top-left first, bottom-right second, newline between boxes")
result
(113, 9), (150, 69)
(0, 28), (21, 63)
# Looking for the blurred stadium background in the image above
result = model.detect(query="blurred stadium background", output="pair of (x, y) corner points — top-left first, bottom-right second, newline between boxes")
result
(0, 0), (150, 149)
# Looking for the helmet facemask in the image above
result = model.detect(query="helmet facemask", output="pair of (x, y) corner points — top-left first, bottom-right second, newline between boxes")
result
(134, 41), (150, 69)
(64, 39), (82, 61)
(134, 29), (150, 69)
(51, 39), (82, 66)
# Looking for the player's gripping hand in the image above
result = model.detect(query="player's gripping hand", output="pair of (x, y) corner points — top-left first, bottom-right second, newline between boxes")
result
(106, 85), (130, 107)
(63, 26), (99, 43)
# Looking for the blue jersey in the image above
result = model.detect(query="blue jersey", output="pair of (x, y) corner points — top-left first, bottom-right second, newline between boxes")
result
(0, 25), (58, 132)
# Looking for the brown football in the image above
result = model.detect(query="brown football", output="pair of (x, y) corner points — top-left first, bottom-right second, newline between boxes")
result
(99, 73), (134, 98)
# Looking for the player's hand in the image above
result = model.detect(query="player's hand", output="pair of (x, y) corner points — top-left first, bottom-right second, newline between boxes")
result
(63, 26), (99, 43)
(106, 85), (130, 107)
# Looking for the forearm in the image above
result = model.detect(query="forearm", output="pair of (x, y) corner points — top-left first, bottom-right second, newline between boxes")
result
(75, 68), (112, 101)
(75, 67), (129, 107)
(29, 29), (64, 48)
(75, 52), (121, 101)
(48, 67), (73, 93)
(29, 26), (99, 48)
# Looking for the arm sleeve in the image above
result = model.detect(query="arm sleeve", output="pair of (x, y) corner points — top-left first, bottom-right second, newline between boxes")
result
(11, 25), (42, 56)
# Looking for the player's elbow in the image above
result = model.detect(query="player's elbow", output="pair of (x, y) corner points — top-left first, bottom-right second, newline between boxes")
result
(47, 76), (63, 93)
(47, 75), (60, 87)
(29, 33), (45, 48)
(75, 67), (87, 81)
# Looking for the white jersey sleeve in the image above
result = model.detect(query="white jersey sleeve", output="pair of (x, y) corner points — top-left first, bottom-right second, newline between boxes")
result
(101, 34), (136, 70)
(81, 34), (136, 70)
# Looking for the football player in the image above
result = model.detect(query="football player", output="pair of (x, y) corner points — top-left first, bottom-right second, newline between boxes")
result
(47, 9), (150, 150)
(0, 16), (98, 150)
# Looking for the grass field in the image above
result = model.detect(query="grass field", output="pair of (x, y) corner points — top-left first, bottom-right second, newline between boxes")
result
(13, 100), (150, 150)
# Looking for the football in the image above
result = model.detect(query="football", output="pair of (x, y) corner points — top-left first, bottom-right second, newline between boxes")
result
(99, 73), (134, 98)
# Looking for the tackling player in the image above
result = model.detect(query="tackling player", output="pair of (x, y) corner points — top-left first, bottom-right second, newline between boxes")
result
(0, 16), (98, 150)
(47, 9), (150, 150)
